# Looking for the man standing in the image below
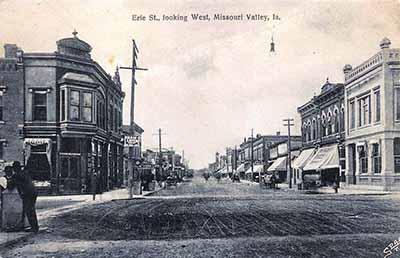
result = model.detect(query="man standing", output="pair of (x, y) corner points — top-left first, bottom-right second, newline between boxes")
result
(12, 161), (39, 233)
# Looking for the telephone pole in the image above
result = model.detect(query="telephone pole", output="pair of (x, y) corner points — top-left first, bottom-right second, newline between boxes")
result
(120, 39), (148, 128)
(120, 39), (148, 198)
(283, 118), (295, 189)
(251, 128), (254, 181)
(153, 129), (167, 182)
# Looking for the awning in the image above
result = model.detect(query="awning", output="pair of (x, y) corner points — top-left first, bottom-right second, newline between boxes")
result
(236, 163), (246, 173)
(220, 168), (228, 175)
(244, 165), (264, 174)
(267, 156), (287, 172)
(303, 144), (340, 171)
(292, 148), (316, 170)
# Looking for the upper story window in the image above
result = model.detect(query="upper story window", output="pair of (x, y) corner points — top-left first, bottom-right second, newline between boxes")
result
(82, 92), (93, 122)
(96, 100), (106, 129)
(334, 110), (339, 133)
(61, 89), (66, 121)
(33, 90), (47, 121)
(312, 120), (316, 140)
(374, 90), (381, 123)
(0, 91), (3, 121)
(0, 142), (4, 160)
(395, 87), (400, 121)
(70, 90), (80, 121)
(349, 101), (355, 130)
(358, 95), (371, 127)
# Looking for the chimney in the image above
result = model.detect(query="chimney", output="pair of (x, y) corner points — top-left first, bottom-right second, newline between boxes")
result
(4, 44), (18, 58)
(276, 131), (281, 136)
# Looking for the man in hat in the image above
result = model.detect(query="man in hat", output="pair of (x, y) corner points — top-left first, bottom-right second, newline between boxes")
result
(12, 161), (39, 233)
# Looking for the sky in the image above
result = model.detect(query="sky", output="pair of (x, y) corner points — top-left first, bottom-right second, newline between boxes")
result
(0, 0), (399, 168)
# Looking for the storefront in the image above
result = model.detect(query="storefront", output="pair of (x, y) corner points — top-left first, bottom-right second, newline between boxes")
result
(302, 144), (340, 187)
(292, 148), (316, 188)
(24, 138), (53, 190)
(267, 156), (287, 183)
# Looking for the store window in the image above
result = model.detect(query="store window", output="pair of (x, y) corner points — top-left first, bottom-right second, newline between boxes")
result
(82, 92), (93, 122)
(33, 91), (47, 121)
(70, 90), (80, 121)
(372, 143), (381, 174)
(358, 145), (368, 174)
(394, 138), (400, 173)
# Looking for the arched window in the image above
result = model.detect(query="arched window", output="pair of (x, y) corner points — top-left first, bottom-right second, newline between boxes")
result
(327, 113), (332, 135)
(334, 110), (339, 133)
(340, 107), (345, 132)
(321, 116), (326, 137)
(312, 119), (317, 140)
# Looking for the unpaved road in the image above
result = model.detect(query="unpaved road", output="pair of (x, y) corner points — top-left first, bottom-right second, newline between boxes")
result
(2, 177), (400, 258)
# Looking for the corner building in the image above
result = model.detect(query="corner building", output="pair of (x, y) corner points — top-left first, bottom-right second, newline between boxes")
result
(2, 32), (125, 194)
(344, 38), (400, 190)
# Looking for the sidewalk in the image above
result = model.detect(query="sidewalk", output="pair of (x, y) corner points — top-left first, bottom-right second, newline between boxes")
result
(0, 185), (164, 250)
(278, 183), (400, 195)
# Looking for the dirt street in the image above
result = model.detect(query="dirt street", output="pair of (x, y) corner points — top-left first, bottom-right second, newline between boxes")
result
(2, 177), (400, 258)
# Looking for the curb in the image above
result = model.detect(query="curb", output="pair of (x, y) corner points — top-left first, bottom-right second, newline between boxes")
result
(0, 232), (34, 250)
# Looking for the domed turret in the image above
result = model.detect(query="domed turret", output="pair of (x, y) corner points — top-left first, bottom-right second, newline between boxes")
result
(343, 64), (352, 74)
(380, 37), (391, 49)
(56, 30), (92, 59)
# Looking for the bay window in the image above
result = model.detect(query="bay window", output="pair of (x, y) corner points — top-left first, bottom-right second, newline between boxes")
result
(70, 90), (80, 121)
(82, 92), (93, 122)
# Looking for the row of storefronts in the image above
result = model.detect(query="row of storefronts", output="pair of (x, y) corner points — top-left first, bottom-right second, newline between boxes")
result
(210, 38), (400, 191)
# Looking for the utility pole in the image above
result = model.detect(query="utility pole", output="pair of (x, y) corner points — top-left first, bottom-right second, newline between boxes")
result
(120, 39), (148, 128)
(120, 39), (148, 198)
(251, 128), (254, 181)
(234, 145), (238, 172)
(283, 118), (295, 189)
(153, 129), (167, 183)
(261, 136), (266, 187)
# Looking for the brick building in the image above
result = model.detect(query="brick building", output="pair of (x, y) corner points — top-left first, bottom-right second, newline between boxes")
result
(1, 32), (126, 194)
(296, 79), (345, 188)
(0, 44), (24, 172)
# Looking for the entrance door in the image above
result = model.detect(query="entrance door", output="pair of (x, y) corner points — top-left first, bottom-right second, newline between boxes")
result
(60, 155), (81, 192)
(348, 144), (356, 184)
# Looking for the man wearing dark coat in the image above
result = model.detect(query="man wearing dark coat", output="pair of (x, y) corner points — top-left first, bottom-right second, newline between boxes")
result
(12, 161), (39, 233)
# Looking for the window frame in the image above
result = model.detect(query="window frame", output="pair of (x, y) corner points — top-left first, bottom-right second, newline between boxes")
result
(69, 90), (81, 121)
(33, 90), (48, 121)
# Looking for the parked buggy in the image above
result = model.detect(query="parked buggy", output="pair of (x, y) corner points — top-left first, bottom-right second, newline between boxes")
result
(166, 175), (178, 187)
(231, 172), (240, 182)
(262, 173), (277, 189)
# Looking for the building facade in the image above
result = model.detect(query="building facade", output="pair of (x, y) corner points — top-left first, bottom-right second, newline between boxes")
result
(344, 38), (400, 190)
(1, 32), (126, 194)
(296, 79), (346, 188)
(0, 44), (24, 173)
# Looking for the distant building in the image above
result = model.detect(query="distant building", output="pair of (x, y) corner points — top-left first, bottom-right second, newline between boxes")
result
(343, 38), (400, 190)
(296, 79), (345, 188)
(266, 136), (302, 183)
(0, 44), (24, 173)
(0, 32), (126, 194)
(122, 123), (144, 185)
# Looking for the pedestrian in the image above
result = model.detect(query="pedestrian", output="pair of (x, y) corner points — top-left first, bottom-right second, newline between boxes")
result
(12, 160), (39, 233)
